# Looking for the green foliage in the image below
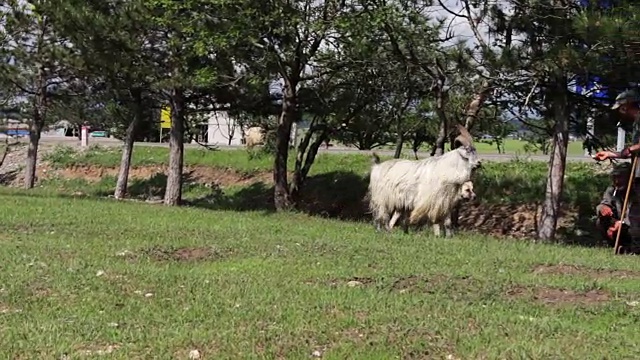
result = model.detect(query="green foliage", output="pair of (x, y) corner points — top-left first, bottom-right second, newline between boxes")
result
(0, 0), (79, 127)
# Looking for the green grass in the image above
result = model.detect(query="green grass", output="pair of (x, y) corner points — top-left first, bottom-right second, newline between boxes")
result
(380, 139), (587, 156)
(43, 144), (376, 176)
(475, 139), (585, 156)
(37, 145), (611, 246)
(43, 140), (589, 173)
(1, 191), (640, 358)
(41, 145), (610, 207)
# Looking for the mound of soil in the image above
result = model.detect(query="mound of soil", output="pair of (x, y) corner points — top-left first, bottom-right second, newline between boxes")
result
(46, 164), (273, 187)
(458, 203), (578, 239)
(506, 285), (611, 306)
(532, 264), (640, 279)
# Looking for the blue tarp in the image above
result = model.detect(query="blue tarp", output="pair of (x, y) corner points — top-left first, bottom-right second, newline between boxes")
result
(2, 130), (29, 136)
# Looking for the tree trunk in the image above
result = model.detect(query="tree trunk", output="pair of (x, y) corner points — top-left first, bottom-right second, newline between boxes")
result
(433, 86), (448, 156)
(393, 132), (404, 159)
(291, 123), (316, 196)
(537, 76), (569, 241)
(449, 82), (492, 229)
(164, 88), (185, 206)
(433, 118), (447, 156)
(24, 116), (43, 189)
(114, 118), (138, 199)
(463, 81), (492, 130)
(114, 89), (142, 199)
(290, 126), (328, 200)
(273, 81), (297, 211)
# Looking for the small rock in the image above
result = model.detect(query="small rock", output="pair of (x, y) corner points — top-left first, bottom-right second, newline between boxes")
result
(311, 350), (322, 357)
(188, 349), (201, 359)
(347, 280), (363, 287)
(116, 250), (133, 257)
(96, 270), (105, 277)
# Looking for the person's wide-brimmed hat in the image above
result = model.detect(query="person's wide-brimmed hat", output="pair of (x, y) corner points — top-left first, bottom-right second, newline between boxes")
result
(611, 162), (632, 176)
(611, 89), (640, 110)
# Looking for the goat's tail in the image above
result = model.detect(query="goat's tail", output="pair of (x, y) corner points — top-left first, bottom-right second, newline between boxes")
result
(371, 152), (381, 165)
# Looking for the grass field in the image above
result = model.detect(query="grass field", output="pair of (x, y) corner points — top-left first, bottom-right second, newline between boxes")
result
(474, 139), (585, 156)
(2, 191), (640, 358)
(0, 144), (634, 358)
(379, 139), (587, 156)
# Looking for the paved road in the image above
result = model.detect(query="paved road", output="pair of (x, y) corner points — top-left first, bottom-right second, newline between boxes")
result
(35, 135), (597, 163)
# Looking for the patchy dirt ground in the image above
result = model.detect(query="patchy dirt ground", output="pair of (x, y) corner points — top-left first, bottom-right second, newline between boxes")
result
(458, 203), (578, 239)
(49, 164), (274, 186)
(532, 264), (640, 279)
(0, 143), (56, 186)
(6, 160), (596, 241)
(140, 245), (235, 262)
(506, 286), (611, 306)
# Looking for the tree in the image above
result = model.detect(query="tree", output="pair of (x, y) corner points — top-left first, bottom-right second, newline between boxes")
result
(0, 0), (77, 188)
(49, 0), (239, 204)
(360, 0), (479, 157)
(454, 0), (639, 240)
(146, 0), (241, 206)
(231, 0), (377, 210)
(46, 0), (166, 200)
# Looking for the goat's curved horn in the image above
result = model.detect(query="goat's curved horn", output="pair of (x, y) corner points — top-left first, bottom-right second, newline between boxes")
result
(454, 124), (472, 147)
(456, 124), (473, 143)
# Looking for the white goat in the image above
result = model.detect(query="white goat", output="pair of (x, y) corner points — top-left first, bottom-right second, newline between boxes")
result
(244, 127), (265, 149)
(367, 124), (480, 235)
(368, 155), (419, 231)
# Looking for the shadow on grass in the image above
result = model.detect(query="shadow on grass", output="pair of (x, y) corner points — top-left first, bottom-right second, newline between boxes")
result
(6, 159), (615, 249)
(187, 171), (370, 221)
(87, 165), (611, 247)
(0, 169), (19, 185)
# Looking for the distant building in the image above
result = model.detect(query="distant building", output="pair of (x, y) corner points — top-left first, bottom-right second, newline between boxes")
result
(0, 119), (29, 137)
(190, 111), (244, 146)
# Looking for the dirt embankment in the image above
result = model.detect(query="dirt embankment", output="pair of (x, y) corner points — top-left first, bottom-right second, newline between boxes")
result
(0, 139), (594, 244)
(24, 161), (591, 243)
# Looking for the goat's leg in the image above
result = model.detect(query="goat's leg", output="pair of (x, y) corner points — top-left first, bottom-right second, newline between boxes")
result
(371, 204), (387, 232)
(374, 219), (384, 232)
(432, 223), (442, 237)
(401, 210), (410, 234)
(444, 217), (454, 238)
(387, 211), (402, 231)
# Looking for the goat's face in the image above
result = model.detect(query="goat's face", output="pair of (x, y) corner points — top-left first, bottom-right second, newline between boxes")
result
(459, 181), (476, 201)
(457, 145), (481, 170)
(453, 125), (481, 170)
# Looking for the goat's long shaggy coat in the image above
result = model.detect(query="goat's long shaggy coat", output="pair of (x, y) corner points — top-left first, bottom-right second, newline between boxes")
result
(244, 127), (265, 148)
(367, 125), (480, 233)
(368, 154), (420, 230)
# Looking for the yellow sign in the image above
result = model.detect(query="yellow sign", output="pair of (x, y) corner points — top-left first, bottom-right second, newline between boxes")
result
(160, 106), (171, 129)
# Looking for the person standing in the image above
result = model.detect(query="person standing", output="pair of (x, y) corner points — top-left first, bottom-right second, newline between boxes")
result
(594, 89), (640, 163)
